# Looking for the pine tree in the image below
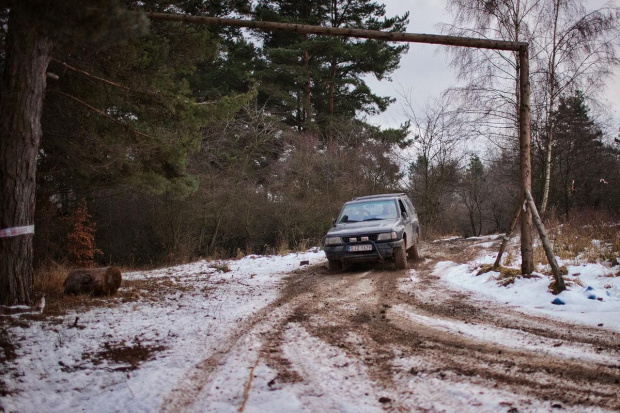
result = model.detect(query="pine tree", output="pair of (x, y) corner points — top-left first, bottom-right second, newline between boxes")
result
(549, 91), (605, 217)
(0, 0), (147, 305)
(255, 0), (409, 141)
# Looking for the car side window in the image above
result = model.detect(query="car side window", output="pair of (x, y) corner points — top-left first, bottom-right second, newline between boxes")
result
(398, 200), (408, 218)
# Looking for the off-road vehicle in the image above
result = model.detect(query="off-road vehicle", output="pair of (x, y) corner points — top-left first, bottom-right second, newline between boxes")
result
(323, 193), (420, 270)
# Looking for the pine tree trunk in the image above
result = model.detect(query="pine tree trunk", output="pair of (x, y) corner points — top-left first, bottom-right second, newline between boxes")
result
(303, 37), (312, 126)
(326, 60), (337, 145)
(0, 5), (53, 305)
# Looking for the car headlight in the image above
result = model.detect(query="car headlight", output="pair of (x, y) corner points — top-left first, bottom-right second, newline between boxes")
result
(377, 231), (398, 241)
(324, 237), (343, 245)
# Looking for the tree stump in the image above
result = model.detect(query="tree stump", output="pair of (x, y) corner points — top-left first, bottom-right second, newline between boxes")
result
(64, 267), (122, 296)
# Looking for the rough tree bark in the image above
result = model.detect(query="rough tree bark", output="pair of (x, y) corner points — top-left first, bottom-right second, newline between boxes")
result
(326, 59), (337, 146)
(0, 4), (53, 305)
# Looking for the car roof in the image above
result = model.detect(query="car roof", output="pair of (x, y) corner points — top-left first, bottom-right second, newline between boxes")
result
(351, 193), (407, 201)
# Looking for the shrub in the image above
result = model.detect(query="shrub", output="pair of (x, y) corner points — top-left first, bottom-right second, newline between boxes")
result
(64, 199), (102, 268)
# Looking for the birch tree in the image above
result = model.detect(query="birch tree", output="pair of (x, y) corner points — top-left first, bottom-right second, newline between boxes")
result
(443, 0), (620, 211)
(442, 0), (542, 147)
(533, 1), (620, 213)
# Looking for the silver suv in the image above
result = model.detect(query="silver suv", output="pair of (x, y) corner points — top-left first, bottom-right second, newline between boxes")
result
(323, 193), (420, 270)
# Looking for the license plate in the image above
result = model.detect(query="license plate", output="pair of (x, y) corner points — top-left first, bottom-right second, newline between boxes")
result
(348, 244), (373, 252)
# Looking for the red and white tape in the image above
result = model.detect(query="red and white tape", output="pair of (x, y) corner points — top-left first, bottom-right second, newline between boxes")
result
(0, 225), (35, 238)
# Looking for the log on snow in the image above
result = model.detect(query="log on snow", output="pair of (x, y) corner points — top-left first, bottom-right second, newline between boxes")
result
(64, 267), (122, 296)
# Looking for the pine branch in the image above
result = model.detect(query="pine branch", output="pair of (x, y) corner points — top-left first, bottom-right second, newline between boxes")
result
(49, 90), (154, 141)
(51, 58), (221, 105)
(51, 58), (136, 92)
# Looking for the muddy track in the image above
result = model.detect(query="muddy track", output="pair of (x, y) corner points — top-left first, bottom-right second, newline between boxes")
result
(170, 238), (620, 412)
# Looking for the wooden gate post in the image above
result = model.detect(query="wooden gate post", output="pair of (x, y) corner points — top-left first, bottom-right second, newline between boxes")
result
(519, 47), (534, 275)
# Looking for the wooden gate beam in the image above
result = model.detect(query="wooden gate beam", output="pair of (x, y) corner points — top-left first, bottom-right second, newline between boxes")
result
(143, 12), (527, 51)
(143, 12), (534, 274)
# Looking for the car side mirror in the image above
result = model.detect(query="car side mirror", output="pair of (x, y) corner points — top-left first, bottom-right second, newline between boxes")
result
(333, 218), (337, 226)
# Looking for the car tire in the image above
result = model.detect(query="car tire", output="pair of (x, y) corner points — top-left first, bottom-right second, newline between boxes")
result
(394, 245), (407, 270)
(408, 236), (420, 261)
(328, 259), (342, 271)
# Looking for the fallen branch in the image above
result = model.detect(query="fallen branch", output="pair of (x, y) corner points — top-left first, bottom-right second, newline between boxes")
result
(238, 356), (261, 412)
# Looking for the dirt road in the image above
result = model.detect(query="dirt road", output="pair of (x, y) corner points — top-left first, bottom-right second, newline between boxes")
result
(166, 238), (620, 412)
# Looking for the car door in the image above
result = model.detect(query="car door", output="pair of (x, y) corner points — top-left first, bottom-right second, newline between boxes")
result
(398, 199), (414, 248)
(405, 198), (419, 241)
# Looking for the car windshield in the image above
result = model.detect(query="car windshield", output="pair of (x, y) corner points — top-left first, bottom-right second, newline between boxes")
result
(338, 200), (399, 223)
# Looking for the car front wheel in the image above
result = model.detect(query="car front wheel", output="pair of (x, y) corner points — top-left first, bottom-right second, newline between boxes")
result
(407, 238), (420, 261)
(328, 259), (342, 271)
(394, 245), (407, 270)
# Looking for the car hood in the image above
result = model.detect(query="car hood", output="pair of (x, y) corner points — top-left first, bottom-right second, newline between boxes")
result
(326, 219), (399, 237)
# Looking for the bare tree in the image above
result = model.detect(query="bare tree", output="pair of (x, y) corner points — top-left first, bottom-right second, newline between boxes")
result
(402, 94), (466, 233)
(533, 1), (620, 213)
(443, 0), (620, 213)
(443, 0), (543, 148)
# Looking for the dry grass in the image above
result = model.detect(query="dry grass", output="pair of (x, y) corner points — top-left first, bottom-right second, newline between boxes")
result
(545, 210), (619, 265)
(476, 264), (495, 276)
(534, 243), (547, 266)
(548, 276), (583, 294)
(33, 261), (68, 297)
(503, 250), (516, 267)
(476, 263), (534, 287)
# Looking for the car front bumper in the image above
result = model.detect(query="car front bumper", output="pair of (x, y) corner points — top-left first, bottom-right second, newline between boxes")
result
(324, 239), (404, 264)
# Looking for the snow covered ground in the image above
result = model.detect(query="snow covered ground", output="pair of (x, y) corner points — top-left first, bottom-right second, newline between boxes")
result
(0, 250), (324, 413)
(1, 236), (619, 412)
(434, 237), (620, 331)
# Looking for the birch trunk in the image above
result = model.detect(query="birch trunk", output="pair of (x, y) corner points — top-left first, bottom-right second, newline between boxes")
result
(540, 0), (561, 214)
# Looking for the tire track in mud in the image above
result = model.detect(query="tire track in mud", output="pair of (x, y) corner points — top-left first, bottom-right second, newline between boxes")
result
(260, 239), (620, 411)
(159, 266), (322, 413)
(163, 239), (620, 412)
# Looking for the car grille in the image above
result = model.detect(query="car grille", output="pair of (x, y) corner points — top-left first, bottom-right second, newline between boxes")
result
(343, 234), (379, 243)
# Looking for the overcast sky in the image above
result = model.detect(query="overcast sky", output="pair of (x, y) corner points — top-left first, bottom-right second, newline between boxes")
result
(365, 0), (620, 134)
